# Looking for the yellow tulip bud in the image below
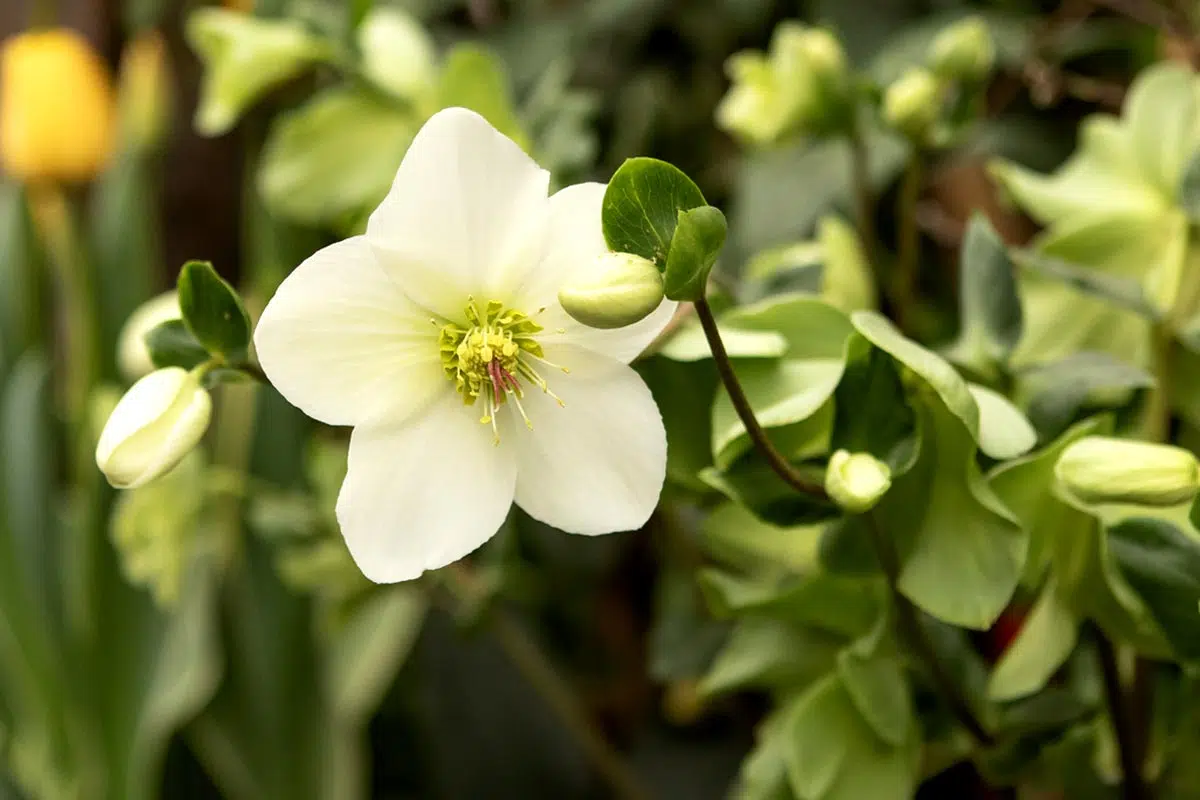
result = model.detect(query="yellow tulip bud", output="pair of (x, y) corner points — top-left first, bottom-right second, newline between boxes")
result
(826, 450), (892, 513)
(1056, 437), (1200, 507)
(117, 291), (182, 381)
(96, 367), (212, 489)
(118, 31), (171, 151)
(558, 252), (665, 330)
(929, 17), (995, 83)
(0, 30), (116, 183)
(883, 67), (942, 141)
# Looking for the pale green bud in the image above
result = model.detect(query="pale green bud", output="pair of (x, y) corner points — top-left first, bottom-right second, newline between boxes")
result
(1055, 436), (1200, 507)
(929, 17), (995, 83)
(117, 291), (181, 381)
(785, 27), (846, 82)
(774, 24), (851, 133)
(883, 68), (942, 140)
(826, 450), (892, 513)
(96, 367), (212, 489)
(187, 9), (330, 136)
(357, 8), (437, 109)
(716, 52), (789, 146)
(558, 252), (665, 330)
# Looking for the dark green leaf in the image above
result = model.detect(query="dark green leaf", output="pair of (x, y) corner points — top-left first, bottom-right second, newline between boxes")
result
(700, 461), (839, 527)
(177, 260), (251, 362)
(602, 157), (706, 265)
(648, 564), (729, 681)
(1108, 517), (1200, 661)
(662, 205), (727, 300)
(701, 619), (843, 696)
(1180, 150), (1200, 222)
(837, 646), (912, 748)
(635, 356), (716, 492)
(1013, 249), (1161, 320)
(1020, 352), (1153, 436)
(145, 319), (209, 371)
(953, 213), (1022, 364)
(832, 335), (915, 465)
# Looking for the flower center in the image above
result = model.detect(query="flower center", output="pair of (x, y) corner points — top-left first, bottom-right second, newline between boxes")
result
(438, 297), (566, 443)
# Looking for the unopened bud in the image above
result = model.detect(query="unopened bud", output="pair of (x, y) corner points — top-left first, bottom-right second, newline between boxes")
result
(716, 52), (788, 146)
(0, 30), (116, 182)
(786, 27), (846, 82)
(117, 291), (182, 381)
(775, 24), (851, 133)
(1056, 437), (1200, 507)
(929, 17), (995, 83)
(826, 450), (892, 513)
(558, 253), (664, 330)
(96, 367), (212, 489)
(883, 68), (942, 140)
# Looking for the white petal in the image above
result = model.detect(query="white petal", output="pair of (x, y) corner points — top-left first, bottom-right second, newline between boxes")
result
(518, 182), (676, 363)
(512, 345), (666, 535)
(366, 107), (551, 314)
(336, 395), (518, 583)
(254, 235), (446, 427)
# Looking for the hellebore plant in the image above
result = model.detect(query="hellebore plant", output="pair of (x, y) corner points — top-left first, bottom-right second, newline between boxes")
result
(254, 108), (676, 582)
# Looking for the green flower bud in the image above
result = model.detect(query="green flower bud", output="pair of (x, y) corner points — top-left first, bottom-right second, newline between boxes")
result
(883, 67), (942, 140)
(929, 17), (995, 83)
(716, 52), (789, 146)
(826, 450), (892, 513)
(782, 27), (846, 82)
(96, 366), (212, 489)
(558, 252), (665, 330)
(117, 291), (181, 381)
(1055, 436), (1200, 507)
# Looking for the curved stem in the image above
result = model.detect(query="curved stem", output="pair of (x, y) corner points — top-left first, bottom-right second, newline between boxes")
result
(693, 297), (829, 500)
(443, 564), (653, 800)
(864, 513), (995, 747)
(1094, 627), (1150, 800)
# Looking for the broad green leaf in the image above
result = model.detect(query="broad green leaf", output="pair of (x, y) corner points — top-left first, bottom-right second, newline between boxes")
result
(831, 336), (915, 465)
(699, 570), (882, 639)
(1012, 248), (1162, 320)
(635, 357), (716, 492)
(658, 323), (786, 361)
(437, 44), (526, 146)
(356, 8), (436, 106)
(987, 580), (1077, 701)
(602, 157), (706, 265)
(968, 383), (1036, 460)
(700, 459), (838, 528)
(187, 8), (331, 136)
(950, 214), (1022, 366)
(663, 205), (727, 301)
(1011, 279), (1151, 372)
(178, 260), (251, 362)
(734, 710), (794, 800)
(781, 673), (919, 800)
(989, 416), (1109, 583)
(145, 319), (209, 372)
(258, 88), (418, 226)
(837, 637), (912, 748)
(700, 502), (821, 573)
(1019, 353), (1153, 436)
(989, 115), (1165, 226)
(1124, 62), (1200, 196)
(1107, 517), (1200, 662)
(700, 619), (843, 696)
(817, 215), (874, 313)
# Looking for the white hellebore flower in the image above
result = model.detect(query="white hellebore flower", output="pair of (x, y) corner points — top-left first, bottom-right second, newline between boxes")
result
(254, 108), (676, 583)
(96, 366), (212, 489)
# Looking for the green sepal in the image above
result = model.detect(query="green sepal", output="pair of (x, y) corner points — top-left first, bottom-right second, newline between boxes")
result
(602, 157), (706, 266)
(177, 260), (252, 362)
(145, 319), (209, 372)
(663, 205), (727, 300)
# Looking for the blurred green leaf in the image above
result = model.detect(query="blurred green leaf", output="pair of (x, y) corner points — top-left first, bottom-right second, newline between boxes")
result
(987, 581), (1077, 701)
(831, 337), (915, 465)
(649, 564), (729, 682)
(1178, 150), (1200, 222)
(603, 157), (706, 266)
(663, 205), (727, 301)
(0, 183), (42, 367)
(636, 356), (717, 492)
(1107, 517), (1200, 662)
(837, 629), (912, 748)
(1013, 248), (1162, 321)
(701, 459), (838, 528)
(948, 214), (1022, 370)
(259, 88), (418, 227)
(178, 261), (252, 362)
(700, 503), (821, 574)
(968, 383), (1037, 461)
(145, 320), (209, 372)
(701, 619), (842, 696)
(437, 44), (526, 146)
(1019, 353), (1152, 437)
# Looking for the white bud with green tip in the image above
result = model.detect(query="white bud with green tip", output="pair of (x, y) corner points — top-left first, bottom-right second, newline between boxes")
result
(929, 17), (995, 83)
(883, 67), (942, 140)
(96, 366), (212, 489)
(1055, 436), (1200, 507)
(826, 450), (892, 513)
(558, 252), (665, 330)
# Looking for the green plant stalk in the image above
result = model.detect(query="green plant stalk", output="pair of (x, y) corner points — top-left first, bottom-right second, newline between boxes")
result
(865, 513), (995, 747)
(1094, 626), (1150, 800)
(442, 564), (652, 800)
(693, 297), (828, 499)
(847, 123), (878, 262)
(892, 155), (923, 332)
(694, 295), (993, 745)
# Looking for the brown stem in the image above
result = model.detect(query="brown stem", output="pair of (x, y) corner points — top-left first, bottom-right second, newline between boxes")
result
(444, 565), (653, 800)
(891, 156), (923, 333)
(847, 125), (878, 262)
(693, 297), (829, 500)
(1094, 628), (1150, 800)
(864, 514), (995, 747)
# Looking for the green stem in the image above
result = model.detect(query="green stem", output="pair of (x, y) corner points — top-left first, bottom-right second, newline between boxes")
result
(1094, 627), (1150, 800)
(847, 124), (878, 260)
(443, 564), (653, 800)
(892, 155), (923, 332)
(864, 513), (995, 747)
(693, 297), (829, 500)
